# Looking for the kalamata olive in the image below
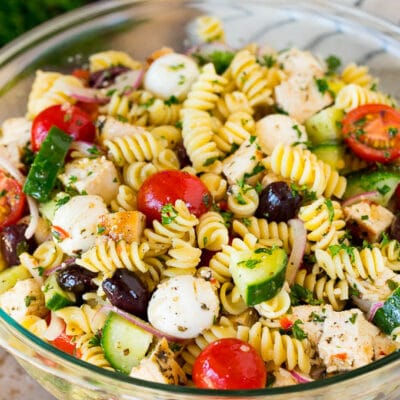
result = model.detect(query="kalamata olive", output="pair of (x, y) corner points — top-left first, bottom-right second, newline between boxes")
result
(0, 224), (35, 266)
(89, 66), (130, 88)
(390, 215), (400, 241)
(255, 181), (302, 222)
(57, 265), (97, 296)
(102, 269), (150, 319)
(175, 142), (191, 168)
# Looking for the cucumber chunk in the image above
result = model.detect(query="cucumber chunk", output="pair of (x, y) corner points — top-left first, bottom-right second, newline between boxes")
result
(229, 247), (287, 306)
(312, 143), (345, 170)
(305, 106), (344, 145)
(43, 273), (76, 311)
(39, 192), (70, 223)
(0, 265), (31, 295)
(343, 168), (400, 206)
(101, 312), (153, 374)
(373, 287), (400, 335)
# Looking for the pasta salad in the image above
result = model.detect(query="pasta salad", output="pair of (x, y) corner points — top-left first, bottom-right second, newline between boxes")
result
(0, 13), (400, 390)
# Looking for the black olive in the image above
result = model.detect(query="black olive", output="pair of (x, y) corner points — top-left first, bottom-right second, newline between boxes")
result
(255, 181), (302, 222)
(102, 269), (150, 319)
(57, 265), (97, 296)
(175, 142), (190, 168)
(0, 224), (35, 266)
(390, 215), (400, 242)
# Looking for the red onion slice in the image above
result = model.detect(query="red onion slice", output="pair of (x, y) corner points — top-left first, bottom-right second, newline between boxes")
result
(90, 66), (130, 89)
(44, 312), (65, 341)
(342, 191), (380, 208)
(101, 304), (187, 343)
(66, 86), (110, 104)
(290, 370), (314, 384)
(105, 69), (145, 96)
(286, 219), (307, 285)
(367, 301), (384, 322)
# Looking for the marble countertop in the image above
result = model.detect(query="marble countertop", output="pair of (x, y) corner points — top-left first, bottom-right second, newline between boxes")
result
(1, 1), (399, 399)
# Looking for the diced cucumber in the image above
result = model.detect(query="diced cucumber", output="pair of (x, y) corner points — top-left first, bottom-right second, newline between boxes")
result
(23, 126), (72, 202)
(373, 287), (400, 334)
(43, 273), (76, 311)
(0, 265), (31, 294)
(101, 312), (153, 374)
(305, 106), (344, 145)
(229, 247), (287, 306)
(39, 192), (70, 223)
(343, 168), (400, 206)
(312, 143), (345, 170)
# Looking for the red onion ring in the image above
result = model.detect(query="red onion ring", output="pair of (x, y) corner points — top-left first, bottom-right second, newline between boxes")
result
(67, 86), (110, 104)
(367, 301), (384, 322)
(101, 304), (187, 343)
(286, 219), (307, 285)
(342, 191), (380, 208)
(105, 69), (145, 96)
(290, 370), (314, 384)
(44, 257), (76, 276)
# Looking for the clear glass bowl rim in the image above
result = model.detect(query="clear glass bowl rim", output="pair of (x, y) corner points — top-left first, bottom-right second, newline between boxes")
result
(0, 0), (400, 396)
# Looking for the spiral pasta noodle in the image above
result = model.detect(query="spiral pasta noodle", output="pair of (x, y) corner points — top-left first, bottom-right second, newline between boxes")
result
(148, 99), (182, 126)
(335, 84), (394, 112)
(195, 15), (225, 43)
(123, 162), (158, 191)
(315, 246), (386, 281)
(32, 240), (64, 271)
(379, 239), (400, 271)
(341, 63), (374, 88)
(104, 130), (163, 167)
(227, 184), (259, 218)
(254, 287), (291, 318)
(183, 63), (227, 111)
(219, 282), (248, 315)
(264, 143), (347, 198)
(215, 91), (254, 120)
(199, 172), (227, 201)
(294, 269), (349, 311)
(180, 108), (222, 172)
(150, 125), (182, 149)
(299, 198), (346, 251)
(110, 184), (137, 212)
(152, 148), (180, 171)
(196, 211), (229, 251)
(75, 333), (113, 370)
(229, 49), (273, 107)
(88, 50), (142, 72)
(76, 238), (150, 277)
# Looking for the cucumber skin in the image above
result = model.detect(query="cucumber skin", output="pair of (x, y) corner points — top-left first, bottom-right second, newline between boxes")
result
(344, 168), (400, 206)
(101, 312), (153, 375)
(373, 287), (400, 334)
(23, 126), (72, 203)
(44, 274), (75, 311)
(0, 265), (31, 294)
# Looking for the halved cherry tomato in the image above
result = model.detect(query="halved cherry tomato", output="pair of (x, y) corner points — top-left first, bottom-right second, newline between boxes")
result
(137, 170), (212, 222)
(342, 104), (400, 163)
(0, 170), (26, 229)
(31, 104), (96, 152)
(50, 330), (81, 357)
(192, 338), (267, 389)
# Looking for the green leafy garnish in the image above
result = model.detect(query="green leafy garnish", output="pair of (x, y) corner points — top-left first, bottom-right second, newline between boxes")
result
(325, 55), (341, 75)
(161, 203), (178, 225)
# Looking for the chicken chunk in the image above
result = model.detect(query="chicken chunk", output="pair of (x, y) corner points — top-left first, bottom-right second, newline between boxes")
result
(130, 338), (187, 385)
(99, 211), (146, 243)
(222, 139), (263, 185)
(343, 201), (394, 242)
(58, 156), (119, 204)
(0, 278), (47, 323)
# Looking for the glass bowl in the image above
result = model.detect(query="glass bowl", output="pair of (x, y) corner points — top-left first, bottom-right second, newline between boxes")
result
(1, 0), (400, 399)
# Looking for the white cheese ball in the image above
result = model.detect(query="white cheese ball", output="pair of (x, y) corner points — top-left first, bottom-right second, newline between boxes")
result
(144, 53), (199, 101)
(256, 114), (308, 155)
(52, 195), (108, 255)
(148, 275), (219, 339)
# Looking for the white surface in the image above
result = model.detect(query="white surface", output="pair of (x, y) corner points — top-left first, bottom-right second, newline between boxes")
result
(1, 1), (399, 399)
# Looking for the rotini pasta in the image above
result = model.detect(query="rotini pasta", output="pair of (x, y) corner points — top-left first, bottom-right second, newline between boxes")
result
(341, 63), (374, 88)
(227, 184), (259, 218)
(110, 184), (137, 212)
(195, 15), (225, 43)
(196, 211), (229, 251)
(89, 50), (142, 72)
(75, 333), (113, 370)
(199, 172), (227, 201)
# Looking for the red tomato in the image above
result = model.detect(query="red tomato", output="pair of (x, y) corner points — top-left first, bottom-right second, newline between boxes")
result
(72, 68), (90, 82)
(137, 170), (212, 222)
(0, 170), (26, 229)
(51, 330), (81, 357)
(192, 338), (267, 390)
(280, 316), (293, 330)
(342, 104), (400, 163)
(31, 104), (96, 151)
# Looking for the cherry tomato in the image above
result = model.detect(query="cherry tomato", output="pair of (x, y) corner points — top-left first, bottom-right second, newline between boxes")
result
(31, 104), (96, 152)
(50, 330), (81, 357)
(72, 68), (90, 82)
(137, 170), (212, 222)
(192, 338), (267, 389)
(342, 104), (400, 163)
(280, 316), (293, 330)
(0, 170), (26, 229)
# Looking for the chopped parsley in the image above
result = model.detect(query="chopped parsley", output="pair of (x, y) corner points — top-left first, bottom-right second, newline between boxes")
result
(164, 95), (180, 106)
(203, 156), (220, 167)
(328, 243), (355, 262)
(325, 55), (341, 75)
(310, 311), (326, 323)
(87, 145), (101, 155)
(192, 50), (234, 74)
(88, 333), (101, 347)
(292, 124), (303, 138)
(377, 185), (391, 196)
(97, 225), (106, 234)
(243, 163), (266, 180)
(234, 192), (247, 205)
(161, 203), (178, 225)
(24, 295), (36, 307)
(169, 63), (185, 71)
(349, 283), (360, 297)
(55, 195), (71, 208)
(142, 97), (155, 108)
(381, 232), (390, 247)
(292, 320), (308, 340)
(387, 279), (399, 291)
(258, 54), (276, 68)
(34, 266), (45, 277)
(348, 313), (358, 324)
(16, 241), (29, 256)
(315, 78), (329, 94)
(290, 284), (322, 306)
(324, 199), (335, 223)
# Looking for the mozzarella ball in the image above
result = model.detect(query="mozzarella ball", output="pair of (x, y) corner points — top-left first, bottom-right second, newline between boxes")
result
(144, 53), (199, 101)
(52, 195), (108, 255)
(148, 275), (219, 339)
(256, 114), (308, 155)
